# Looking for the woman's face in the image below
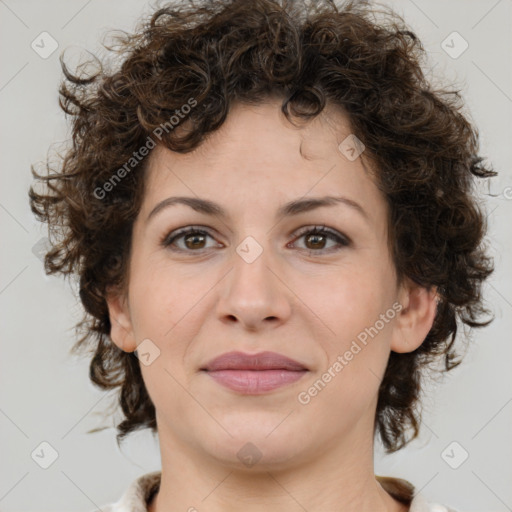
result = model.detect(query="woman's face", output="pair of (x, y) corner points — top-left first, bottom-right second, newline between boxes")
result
(107, 98), (436, 470)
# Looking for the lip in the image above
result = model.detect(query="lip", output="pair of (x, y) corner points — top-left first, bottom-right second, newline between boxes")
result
(201, 351), (308, 371)
(200, 351), (309, 395)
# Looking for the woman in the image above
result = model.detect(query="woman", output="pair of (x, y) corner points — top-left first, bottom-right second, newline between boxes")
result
(29, 0), (496, 510)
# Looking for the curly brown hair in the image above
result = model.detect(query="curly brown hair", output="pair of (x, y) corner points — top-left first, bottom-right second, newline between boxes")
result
(29, 0), (496, 453)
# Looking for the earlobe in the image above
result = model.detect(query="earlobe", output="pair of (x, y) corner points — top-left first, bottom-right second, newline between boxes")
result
(105, 288), (137, 353)
(390, 281), (439, 354)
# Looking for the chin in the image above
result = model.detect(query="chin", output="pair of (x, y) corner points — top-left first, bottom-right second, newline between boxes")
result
(199, 422), (308, 471)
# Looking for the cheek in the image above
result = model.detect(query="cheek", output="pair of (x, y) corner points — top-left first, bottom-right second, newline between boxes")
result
(305, 288), (394, 423)
(302, 263), (390, 332)
(128, 261), (211, 383)
(128, 258), (194, 337)
(302, 265), (395, 381)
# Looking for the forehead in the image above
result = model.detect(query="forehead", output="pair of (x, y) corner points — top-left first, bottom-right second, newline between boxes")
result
(140, 99), (386, 225)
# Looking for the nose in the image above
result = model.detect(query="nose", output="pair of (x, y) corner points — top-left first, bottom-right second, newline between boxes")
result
(215, 237), (292, 332)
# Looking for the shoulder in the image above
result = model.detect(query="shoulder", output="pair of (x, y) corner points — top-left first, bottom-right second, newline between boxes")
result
(376, 474), (461, 512)
(88, 471), (161, 512)
(410, 493), (461, 512)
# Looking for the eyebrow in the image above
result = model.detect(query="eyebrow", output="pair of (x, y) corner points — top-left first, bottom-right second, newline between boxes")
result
(146, 195), (370, 224)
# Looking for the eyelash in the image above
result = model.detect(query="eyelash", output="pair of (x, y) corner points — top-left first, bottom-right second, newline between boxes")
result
(161, 225), (350, 255)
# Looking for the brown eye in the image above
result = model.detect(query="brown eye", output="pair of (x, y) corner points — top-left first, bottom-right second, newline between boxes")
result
(305, 232), (328, 250)
(162, 227), (218, 252)
(161, 225), (350, 255)
(182, 232), (207, 250)
(290, 226), (350, 254)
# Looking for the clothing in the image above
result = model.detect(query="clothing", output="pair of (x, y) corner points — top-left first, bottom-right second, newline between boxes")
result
(91, 471), (460, 512)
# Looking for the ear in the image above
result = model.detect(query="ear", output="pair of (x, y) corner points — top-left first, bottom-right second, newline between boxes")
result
(105, 287), (137, 353)
(390, 279), (439, 354)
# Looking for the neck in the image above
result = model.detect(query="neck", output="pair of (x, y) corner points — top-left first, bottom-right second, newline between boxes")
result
(148, 418), (408, 512)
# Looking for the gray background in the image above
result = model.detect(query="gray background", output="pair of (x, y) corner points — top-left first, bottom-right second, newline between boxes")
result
(0, 0), (511, 511)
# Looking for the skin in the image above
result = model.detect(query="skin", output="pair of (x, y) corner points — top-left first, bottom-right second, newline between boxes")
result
(106, 97), (438, 512)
